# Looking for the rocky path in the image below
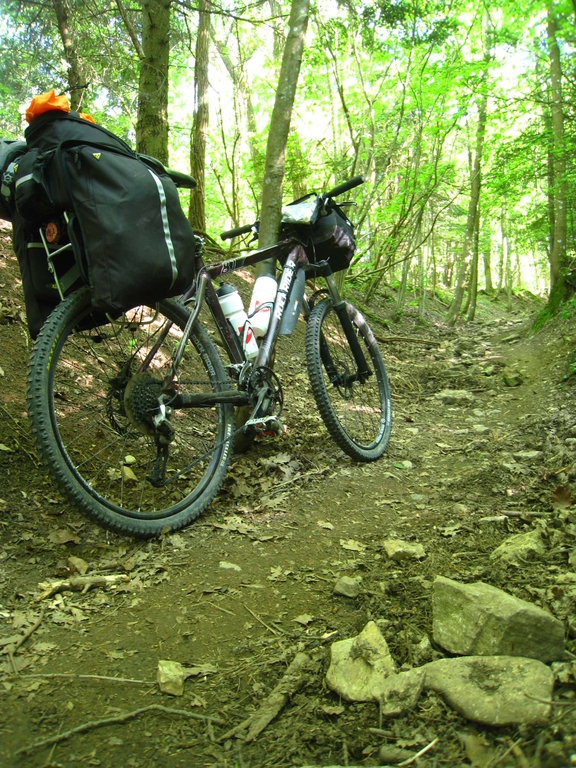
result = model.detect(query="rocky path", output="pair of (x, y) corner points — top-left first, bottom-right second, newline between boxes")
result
(1, 231), (575, 767)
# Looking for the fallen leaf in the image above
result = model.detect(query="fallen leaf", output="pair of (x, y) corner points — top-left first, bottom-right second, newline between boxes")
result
(552, 486), (572, 510)
(49, 529), (81, 545)
(293, 613), (314, 626)
(0, 444), (14, 453)
(185, 663), (218, 677)
(219, 561), (241, 571)
(317, 520), (334, 530)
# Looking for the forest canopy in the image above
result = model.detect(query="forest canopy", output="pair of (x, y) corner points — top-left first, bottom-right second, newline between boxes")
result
(1, 0), (576, 321)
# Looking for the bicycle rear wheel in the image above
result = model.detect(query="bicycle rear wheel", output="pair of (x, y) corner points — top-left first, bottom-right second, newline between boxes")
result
(305, 297), (392, 461)
(27, 287), (235, 536)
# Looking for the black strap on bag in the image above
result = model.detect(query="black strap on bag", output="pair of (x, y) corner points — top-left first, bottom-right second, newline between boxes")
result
(0, 140), (28, 222)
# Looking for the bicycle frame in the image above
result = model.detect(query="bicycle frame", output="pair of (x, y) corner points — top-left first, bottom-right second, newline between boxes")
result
(164, 236), (373, 413)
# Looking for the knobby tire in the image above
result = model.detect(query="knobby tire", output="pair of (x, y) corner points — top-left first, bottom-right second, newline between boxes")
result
(27, 287), (234, 537)
(305, 297), (392, 461)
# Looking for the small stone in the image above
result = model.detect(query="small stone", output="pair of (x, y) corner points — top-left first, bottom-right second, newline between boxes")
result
(383, 539), (426, 561)
(490, 530), (546, 564)
(326, 621), (396, 702)
(219, 561), (242, 571)
(373, 668), (425, 717)
(503, 369), (523, 387)
(157, 659), (186, 696)
(334, 575), (362, 598)
(68, 556), (89, 575)
(124, 455), (137, 465)
(415, 635), (434, 662)
(121, 466), (138, 483)
(472, 424), (490, 435)
(436, 389), (476, 405)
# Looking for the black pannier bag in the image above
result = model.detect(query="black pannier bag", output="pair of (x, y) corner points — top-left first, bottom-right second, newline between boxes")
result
(22, 110), (197, 314)
(11, 212), (85, 338)
(0, 140), (27, 222)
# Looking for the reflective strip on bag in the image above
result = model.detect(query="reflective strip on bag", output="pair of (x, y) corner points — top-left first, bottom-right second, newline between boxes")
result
(146, 168), (178, 289)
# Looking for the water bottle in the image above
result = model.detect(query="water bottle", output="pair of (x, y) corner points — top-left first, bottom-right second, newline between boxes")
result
(248, 275), (278, 338)
(279, 269), (306, 335)
(216, 284), (259, 361)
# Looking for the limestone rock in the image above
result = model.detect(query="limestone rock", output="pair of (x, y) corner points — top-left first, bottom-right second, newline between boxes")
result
(432, 575), (564, 663)
(333, 575), (362, 598)
(383, 539), (426, 561)
(157, 659), (186, 696)
(436, 389), (475, 405)
(325, 621), (396, 702)
(423, 655), (553, 726)
(490, 529), (546, 564)
(503, 368), (523, 387)
(373, 668), (425, 717)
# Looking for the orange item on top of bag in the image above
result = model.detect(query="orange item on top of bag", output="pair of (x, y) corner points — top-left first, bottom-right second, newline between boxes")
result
(25, 89), (70, 123)
(78, 112), (96, 124)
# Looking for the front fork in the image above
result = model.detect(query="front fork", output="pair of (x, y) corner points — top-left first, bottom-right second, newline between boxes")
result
(306, 262), (372, 383)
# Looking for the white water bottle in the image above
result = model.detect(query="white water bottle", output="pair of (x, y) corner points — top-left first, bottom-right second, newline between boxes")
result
(216, 284), (259, 361)
(248, 275), (278, 338)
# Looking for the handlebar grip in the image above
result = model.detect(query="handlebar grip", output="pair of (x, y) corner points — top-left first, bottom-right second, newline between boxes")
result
(325, 175), (365, 199)
(220, 222), (256, 241)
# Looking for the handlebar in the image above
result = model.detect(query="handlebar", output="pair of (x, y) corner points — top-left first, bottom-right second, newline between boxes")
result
(220, 222), (257, 241)
(219, 176), (365, 240)
(324, 175), (365, 199)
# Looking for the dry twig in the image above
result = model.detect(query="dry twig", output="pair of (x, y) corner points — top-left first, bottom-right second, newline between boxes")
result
(218, 652), (311, 743)
(16, 704), (225, 755)
(2, 672), (155, 685)
(397, 737), (439, 766)
(36, 574), (130, 601)
(1, 612), (43, 673)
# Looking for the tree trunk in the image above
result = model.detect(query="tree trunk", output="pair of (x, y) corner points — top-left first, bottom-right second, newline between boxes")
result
(52, 0), (86, 110)
(546, 7), (567, 295)
(483, 227), (493, 293)
(447, 89), (489, 325)
(256, 0), (310, 279)
(136, 0), (170, 164)
(189, 0), (210, 232)
(447, 19), (491, 326)
(466, 207), (480, 320)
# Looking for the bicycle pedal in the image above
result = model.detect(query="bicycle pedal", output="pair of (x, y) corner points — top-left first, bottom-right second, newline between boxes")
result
(244, 416), (284, 439)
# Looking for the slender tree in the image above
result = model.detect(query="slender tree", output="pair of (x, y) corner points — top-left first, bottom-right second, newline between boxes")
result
(546, 4), (568, 305)
(136, 0), (170, 163)
(189, 0), (210, 232)
(257, 0), (310, 277)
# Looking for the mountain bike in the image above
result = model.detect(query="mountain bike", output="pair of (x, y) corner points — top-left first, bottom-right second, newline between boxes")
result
(26, 175), (392, 537)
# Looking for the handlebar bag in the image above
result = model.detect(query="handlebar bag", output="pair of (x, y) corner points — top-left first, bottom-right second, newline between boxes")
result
(305, 206), (356, 273)
(21, 110), (196, 314)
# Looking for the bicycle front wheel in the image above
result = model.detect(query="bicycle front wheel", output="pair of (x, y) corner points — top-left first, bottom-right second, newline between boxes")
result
(27, 287), (235, 537)
(305, 298), (392, 461)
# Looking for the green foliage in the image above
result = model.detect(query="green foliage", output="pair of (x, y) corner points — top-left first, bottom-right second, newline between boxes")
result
(0, 0), (571, 311)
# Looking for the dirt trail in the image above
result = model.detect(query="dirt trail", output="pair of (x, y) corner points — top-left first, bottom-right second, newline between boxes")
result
(1, 224), (575, 767)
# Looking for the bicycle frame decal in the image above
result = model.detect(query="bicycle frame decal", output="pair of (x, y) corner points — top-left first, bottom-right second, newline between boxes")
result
(274, 263), (295, 321)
